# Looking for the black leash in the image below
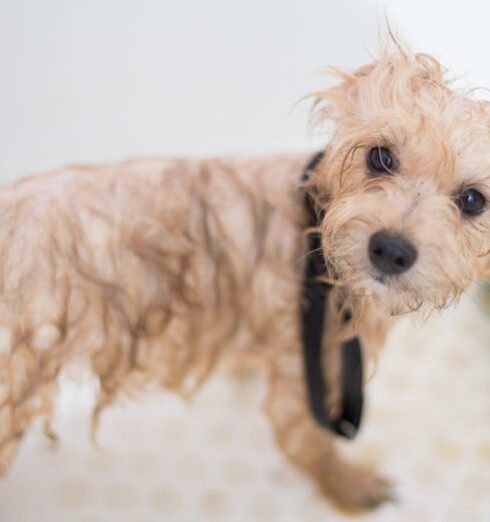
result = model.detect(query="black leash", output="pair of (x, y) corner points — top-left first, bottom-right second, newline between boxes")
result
(301, 151), (364, 439)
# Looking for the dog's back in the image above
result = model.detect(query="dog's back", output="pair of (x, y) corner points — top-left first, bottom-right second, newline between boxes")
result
(0, 153), (309, 473)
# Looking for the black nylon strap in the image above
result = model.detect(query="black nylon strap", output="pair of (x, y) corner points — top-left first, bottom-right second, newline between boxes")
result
(301, 151), (364, 439)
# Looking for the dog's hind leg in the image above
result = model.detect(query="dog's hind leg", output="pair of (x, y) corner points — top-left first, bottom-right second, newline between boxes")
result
(0, 325), (65, 475)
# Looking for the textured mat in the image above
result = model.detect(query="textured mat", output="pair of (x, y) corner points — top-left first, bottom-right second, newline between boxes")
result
(1, 288), (490, 522)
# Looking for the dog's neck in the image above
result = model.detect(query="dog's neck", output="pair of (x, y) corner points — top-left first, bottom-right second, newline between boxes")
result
(301, 151), (364, 439)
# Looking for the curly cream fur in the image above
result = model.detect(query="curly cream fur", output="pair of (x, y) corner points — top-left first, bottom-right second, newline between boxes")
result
(0, 154), (310, 468)
(311, 51), (490, 315)
(1, 50), (490, 512)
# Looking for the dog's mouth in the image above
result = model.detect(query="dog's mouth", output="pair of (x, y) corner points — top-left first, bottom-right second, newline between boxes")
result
(324, 232), (469, 316)
(371, 272), (386, 284)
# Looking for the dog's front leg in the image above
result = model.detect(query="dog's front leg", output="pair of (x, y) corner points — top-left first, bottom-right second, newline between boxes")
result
(264, 345), (393, 512)
(322, 289), (394, 418)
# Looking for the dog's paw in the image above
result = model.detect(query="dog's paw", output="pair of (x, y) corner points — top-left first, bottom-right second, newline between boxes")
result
(320, 463), (396, 512)
(349, 471), (396, 510)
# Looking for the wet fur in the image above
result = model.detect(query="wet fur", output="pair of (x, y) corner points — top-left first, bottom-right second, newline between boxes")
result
(1, 50), (490, 512)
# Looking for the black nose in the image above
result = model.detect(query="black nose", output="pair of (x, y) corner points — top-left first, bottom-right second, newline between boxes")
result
(368, 231), (417, 275)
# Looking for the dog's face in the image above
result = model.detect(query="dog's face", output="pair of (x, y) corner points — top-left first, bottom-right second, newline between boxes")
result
(313, 52), (490, 315)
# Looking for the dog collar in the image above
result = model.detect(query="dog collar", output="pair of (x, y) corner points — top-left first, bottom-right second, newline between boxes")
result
(301, 152), (364, 439)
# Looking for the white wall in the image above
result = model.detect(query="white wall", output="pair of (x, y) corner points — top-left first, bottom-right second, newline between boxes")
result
(0, 0), (489, 181)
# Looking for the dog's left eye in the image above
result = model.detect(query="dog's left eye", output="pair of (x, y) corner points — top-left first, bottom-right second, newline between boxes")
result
(367, 147), (394, 174)
(456, 188), (486, 217)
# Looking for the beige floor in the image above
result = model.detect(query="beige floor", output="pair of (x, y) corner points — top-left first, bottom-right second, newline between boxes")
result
(1, 287), (490, 522)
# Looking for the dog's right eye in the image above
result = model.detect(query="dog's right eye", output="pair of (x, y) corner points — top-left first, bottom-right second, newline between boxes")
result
(367, 147), (394, 175)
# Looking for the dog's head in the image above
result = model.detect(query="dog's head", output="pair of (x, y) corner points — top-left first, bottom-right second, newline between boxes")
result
(311, 52), (490, 315)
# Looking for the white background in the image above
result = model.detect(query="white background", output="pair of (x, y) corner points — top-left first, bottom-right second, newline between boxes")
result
(1, 0), (490, 181)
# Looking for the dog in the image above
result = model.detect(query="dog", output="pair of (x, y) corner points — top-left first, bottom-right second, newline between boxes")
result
(1, 49), (490, 512)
